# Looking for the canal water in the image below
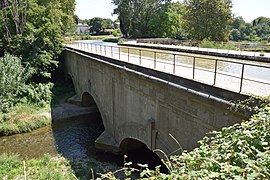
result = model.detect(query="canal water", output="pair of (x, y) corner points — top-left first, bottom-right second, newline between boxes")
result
(75, 40), (270, 95)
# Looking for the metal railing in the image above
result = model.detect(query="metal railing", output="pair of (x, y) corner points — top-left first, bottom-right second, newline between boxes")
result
(66, 42), (270, 96)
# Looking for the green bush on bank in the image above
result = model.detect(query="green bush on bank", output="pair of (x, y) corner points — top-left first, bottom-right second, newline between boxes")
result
(0, 154), (75, 179)
(163, 104), (270, 179)
(0, 53), (52, 113)
(0, 53), (32, 112)
(0, 104), (50, 136)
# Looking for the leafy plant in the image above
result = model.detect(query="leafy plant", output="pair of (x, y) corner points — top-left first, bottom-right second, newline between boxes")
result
(0, 53), (32, 112)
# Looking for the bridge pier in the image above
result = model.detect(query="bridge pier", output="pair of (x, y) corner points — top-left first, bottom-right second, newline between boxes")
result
(95, 131), (120, 154)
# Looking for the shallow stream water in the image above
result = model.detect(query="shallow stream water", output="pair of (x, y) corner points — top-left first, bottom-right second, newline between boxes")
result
(0, 112), (122, 177)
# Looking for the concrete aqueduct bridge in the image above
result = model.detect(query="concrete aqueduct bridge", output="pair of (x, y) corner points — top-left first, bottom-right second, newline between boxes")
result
(63, 47), (249, 158)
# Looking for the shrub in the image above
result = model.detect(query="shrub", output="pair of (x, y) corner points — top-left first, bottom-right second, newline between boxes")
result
(112, 29), (122, 37)
(0, 53), (53, 112)
(0, 53), (32, 112)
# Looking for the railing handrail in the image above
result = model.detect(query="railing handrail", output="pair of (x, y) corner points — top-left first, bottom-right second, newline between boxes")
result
(67, 42), (270, 95)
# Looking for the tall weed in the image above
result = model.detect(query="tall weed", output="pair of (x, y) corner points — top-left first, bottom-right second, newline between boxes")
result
(0, 53), (32, 112)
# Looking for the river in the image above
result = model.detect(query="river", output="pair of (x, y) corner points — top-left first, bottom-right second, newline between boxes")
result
(0, 107), (123, 178)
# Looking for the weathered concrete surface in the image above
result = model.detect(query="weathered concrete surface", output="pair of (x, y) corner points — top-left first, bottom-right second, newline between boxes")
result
(63, 48), (248, 157)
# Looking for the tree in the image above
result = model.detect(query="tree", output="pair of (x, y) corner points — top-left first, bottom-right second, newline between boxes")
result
(88, 17), (104, 34)
(0, 0), (75, 81)
(252, 17), (270, 40)
(182, 0), (233, 41)
(148, 2), (185, 39)
(112, 0), (171, 38)
(102, 18), (114, 29)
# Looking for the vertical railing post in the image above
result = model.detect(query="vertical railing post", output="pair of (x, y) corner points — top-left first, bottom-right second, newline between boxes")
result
(213, 59), (218, 85)
(100, 45), (102, 54)
(105, 46), (107, 56)
(192, 57), (196, 79)
(128, 48), (130, 62)
(119, 47), (121, 60)
(91, 43), (93, 52)
(154, 52), (156, 69)
(239, 64), (245, 93)
(139, 49), (142, 65)
(95, 44), (97, 53)
(111, 46), (113, 58)
(173, 54), (176, 74)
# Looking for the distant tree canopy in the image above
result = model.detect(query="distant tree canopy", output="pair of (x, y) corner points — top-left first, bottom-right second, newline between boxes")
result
(0, 0), (75, 81)
(230, 16), (270, 41)
(182, 0), (233, 41)
(85, 17), (114, 34)
(112, 0), (179, 38)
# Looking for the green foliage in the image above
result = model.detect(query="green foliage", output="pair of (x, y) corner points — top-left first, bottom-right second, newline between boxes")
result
(0, 154), (23, 178)
(0, 54), (32, 112)
(166, 104), (270, 179)
(198, 39), (238, 50)
(148, 2), (185, 39)
(0, 154), (76, 179)
(84, 17), (114, 35)
(112, 29), (122, 37)
(19, 83), (53, 107)
(0, 0), (75, 81)
(230, 16), (270, 41)
(0, 104), (50, 136)
(183, 0), (233, 41)
(112, 0), (172, 38)
(0, 53), (53, 113)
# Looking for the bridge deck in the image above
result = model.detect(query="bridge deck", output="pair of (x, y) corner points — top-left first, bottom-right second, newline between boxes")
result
(66, 42), (270, 97)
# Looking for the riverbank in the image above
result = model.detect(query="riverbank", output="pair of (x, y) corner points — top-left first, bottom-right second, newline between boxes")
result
(0, 82), (75, 136)
(0, 80), (124, 179)
(0, 153), (76, 179)
(0, 104), (50, 136)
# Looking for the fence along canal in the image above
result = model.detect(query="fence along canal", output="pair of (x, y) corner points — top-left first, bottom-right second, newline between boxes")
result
(67, 41), (270, 97)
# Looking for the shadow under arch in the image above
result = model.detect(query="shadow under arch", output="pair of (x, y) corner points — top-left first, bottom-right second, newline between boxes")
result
(81, 91), (97, 107)
(119, 138), (168, 173)
(50, 79), (123, 178)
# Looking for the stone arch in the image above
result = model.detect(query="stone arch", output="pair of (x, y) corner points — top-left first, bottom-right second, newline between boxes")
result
(81, 92), (96, 107)
(66, 73), (77, 95)
(119, 138), (168, 173)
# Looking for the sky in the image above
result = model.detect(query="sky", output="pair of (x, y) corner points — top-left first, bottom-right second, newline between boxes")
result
(75, 0), (270, 23)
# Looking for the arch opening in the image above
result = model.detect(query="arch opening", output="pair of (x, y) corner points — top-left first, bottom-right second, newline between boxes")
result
(119, 138), (168, 173)
(81, 92), (96, 107)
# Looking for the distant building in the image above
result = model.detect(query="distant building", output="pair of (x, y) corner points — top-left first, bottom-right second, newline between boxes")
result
(77, 23), (90, 34)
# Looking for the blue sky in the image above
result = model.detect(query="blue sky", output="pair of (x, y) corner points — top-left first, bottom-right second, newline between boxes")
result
(75, 0), (270, 22)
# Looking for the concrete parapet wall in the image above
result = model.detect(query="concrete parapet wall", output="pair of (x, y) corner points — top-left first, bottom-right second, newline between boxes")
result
(63, 48), (248, 157)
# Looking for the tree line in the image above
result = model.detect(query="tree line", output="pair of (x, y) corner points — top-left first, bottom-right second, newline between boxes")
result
(75, 16), (117, 35)
(112, 0), (270, 42)
(0, 0), (75, 112)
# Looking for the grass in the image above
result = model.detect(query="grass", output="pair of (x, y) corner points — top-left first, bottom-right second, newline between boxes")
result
(0, 81), (76, 136)
(0, 104), (51, 136)
(0, 154), (76, 179)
